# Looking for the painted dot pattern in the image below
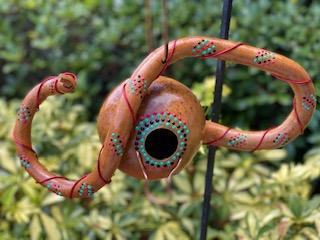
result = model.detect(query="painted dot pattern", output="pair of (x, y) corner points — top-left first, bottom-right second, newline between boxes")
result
(273, 132), (289, 147)
(19, 154), (31, 169)
(228, 133), (248, 147)
(17, 105), (31, 124)
(78, 182), (94, 198)
(46, 182), (62, 196)
(134, 112), (190, 168)
(253, 50), (275, 65)
(302, 94), (316, 111)
(192, 39), (216, 57)
(109, 133), (125, 157)
(128, 75), (148, 98)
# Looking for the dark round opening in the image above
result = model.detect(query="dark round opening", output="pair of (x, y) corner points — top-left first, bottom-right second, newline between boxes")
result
(145, 128), (178, 160)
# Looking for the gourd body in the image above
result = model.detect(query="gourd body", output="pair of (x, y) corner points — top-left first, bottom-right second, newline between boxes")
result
(97, 76), (206, 179)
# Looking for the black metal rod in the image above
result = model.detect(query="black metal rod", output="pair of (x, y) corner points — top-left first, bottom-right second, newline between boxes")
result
(161, 0), (169, 63)
(200, 0), (233, 239)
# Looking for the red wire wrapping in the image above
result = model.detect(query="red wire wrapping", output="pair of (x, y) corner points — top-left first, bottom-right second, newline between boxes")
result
(200, 42), (309, 149)
(272, 74), (311, 85)
(122, 83), (137, 124)
(18, 72), (112, 198)
(54, 79), (64, 94)
(293, 97), (304, 134)
(37, 176), (68, 184)
(96, 144), (111, 184)
(202, 42), (244, 59)
(35, 76), (55, 110)
(20, 72), (111, 198)
(14, 136), (37, 156)
(251, 128), (273, 152)
(36, 72), (77, 110)
(69, 174), (87, 198)
(124, 40), (178, 125)
(204, 127), (231, 145)
(62, 72), (77, 81)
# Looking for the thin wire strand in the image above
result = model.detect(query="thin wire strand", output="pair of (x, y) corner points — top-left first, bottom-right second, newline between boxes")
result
(136, 151), (148, 180)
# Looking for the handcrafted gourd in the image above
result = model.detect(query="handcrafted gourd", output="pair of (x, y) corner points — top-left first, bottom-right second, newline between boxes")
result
(14, 37), (316, 198)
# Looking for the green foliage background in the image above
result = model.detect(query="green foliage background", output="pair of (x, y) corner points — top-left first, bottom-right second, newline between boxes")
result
(0, 0), (320, 239)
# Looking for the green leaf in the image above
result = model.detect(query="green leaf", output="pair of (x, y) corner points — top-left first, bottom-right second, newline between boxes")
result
(173, 173), (192, 194)
(40, 213), (61, 240)
(244, 212), (259, 238)
(30, 215), (41, 240)
(1, 185), (18, 207)
(151, 222), (189, 240)
(287, 195), (305, 219)
(257, 219), (278, 238)
(303, 196), (320, 217)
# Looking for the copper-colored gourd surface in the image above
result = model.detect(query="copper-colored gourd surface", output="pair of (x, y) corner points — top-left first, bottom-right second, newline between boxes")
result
(13, 36), (316, 198)
(97, 76), (205, 179)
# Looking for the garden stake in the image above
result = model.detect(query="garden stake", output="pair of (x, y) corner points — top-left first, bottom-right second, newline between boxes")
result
(200, 0), (234, 239)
